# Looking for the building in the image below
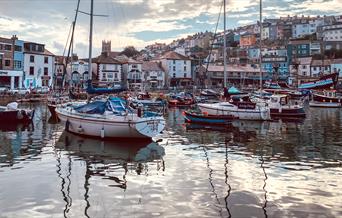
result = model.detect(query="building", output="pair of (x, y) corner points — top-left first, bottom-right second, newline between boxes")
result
(159, 51), (191, 87)
(93, 52), (122, 87)
(23, 42), (55, 88)
(239, 33), (257, 47)
(0, 35), (25, 90)
(68, 56), (90, 88)
(261, 48), (289, 80)
(248, 48), (260, 62)
(331, 59), (342, 87)
(120, 57), (143, 90)
(204, 64), (268, 87)
(310, 59), (331, 77)
(321, 23), (342, 51)
(142, 61), (165, 89)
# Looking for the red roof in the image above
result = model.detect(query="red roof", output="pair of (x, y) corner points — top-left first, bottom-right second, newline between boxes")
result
(142, 61), (164, 71)
(160, 51), (190, 60)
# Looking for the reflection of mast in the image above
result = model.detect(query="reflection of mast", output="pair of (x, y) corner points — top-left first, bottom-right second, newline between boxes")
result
(55, 149), (71, 218)
(202, 145), (224, 217)
(84, 160), (91, 218)
(260, 152), (268, 218)
(224, 143), (232, 218)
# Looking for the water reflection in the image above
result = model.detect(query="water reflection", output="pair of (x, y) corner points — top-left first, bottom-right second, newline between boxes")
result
(54, 131), (165, 217)
(0, 104), (341, 217)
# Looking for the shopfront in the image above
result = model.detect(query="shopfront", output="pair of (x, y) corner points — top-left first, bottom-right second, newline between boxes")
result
(0, 70), (23, 90)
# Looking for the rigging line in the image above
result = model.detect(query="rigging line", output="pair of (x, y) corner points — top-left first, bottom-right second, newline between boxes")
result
(63, 23), (73, 57)
(205, 0), (224, 82)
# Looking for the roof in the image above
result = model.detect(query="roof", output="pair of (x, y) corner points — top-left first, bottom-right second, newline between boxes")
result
(108, 51), (121, 58)
(24, 49), (55, 56)
(298, 57), (312, 65)
(311, 59), (331, 66)
(205, 64), (266, 73)
(160, 51), (190, 60)
(331, 59), (342, 64)
(142, 61), (164, 72)
(94, 53), (121, 64)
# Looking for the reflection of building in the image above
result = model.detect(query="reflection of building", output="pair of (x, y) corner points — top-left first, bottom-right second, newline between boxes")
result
(23, 42), (55, 88)
(142, 61), (165, 89)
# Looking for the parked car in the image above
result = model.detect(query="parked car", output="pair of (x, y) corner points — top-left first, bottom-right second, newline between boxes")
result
(9, 88), (31, 95)
(0, 86), (9, 93)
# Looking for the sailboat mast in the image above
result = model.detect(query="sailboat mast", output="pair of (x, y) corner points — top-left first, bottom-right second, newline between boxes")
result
(259, 0), (263, 90)
(88, 0), (94, 81)
(223, 0), (227, 88)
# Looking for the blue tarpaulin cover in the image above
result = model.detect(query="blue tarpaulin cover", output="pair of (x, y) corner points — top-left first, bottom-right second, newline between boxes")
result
(228, 86), (242, 94)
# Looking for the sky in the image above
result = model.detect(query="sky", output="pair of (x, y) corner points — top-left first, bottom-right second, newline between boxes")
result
(0, 0), (341, 58)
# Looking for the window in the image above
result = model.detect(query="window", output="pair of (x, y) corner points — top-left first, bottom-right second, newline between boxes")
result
(30, 55), (34, 63)
(173, 73), (176, 78)
(4, 60), (10, 67)
(15, 45), (22, 52)
(173, 60), (176, 64)
(184, 66), (187, 71)
(44, 67), (48, 75)
(107, 72), (114, 80)
(114, 73), (118, 79)
(102, 73), (106, 81)
(14, 60), (22, 69)
(302, 65), (306, 69)
(173, 66), (176, 71)
(184, 61), (186, 64)
(184, 73), (187, 78)
(44, 57), (49, 64)
(102, 64), (106, 70)
(313, 67), (317, 71)
(29, 66), (34, 75)
(4, 44), (11, 51)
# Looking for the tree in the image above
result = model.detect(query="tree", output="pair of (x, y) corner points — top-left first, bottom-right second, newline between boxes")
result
(120, 46), (140, 57)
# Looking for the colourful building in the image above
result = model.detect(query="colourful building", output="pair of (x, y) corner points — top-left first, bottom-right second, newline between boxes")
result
(239, 34), (257, 47)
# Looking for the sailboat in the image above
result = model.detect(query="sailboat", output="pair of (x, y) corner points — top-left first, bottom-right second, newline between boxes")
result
(197, 0), (270, 121)
(55, 0), (165, 139)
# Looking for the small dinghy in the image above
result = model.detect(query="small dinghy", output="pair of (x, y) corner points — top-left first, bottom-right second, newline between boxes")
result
(0, 102), (34, 123)
(183, 110), (235, 125)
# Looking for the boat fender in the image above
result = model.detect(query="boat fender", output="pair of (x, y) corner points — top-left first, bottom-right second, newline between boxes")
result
(77, 125), (83, 133)
(66, 120), (70, 131)
(137, 107), (142, 117)
(100, 127), (105, 138)
(279, 107), (282, 113)
(17, 110), (24, 120)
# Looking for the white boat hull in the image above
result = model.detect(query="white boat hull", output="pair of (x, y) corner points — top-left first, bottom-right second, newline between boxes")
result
(309, 101), (342, 108)
(198, 103), (270, 121)
(56, 107), (165, 139)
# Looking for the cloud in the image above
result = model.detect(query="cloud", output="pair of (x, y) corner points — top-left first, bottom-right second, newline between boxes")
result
(0, 0), (340, 57)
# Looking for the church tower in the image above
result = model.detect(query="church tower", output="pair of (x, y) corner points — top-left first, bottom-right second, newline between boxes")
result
(102, 40), (111, 53)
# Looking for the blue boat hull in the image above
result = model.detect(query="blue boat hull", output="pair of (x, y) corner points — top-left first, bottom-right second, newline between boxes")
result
(183, 111), (234, 125)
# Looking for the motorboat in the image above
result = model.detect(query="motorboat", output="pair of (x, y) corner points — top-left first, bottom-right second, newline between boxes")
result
(254, 94), (306, 118)
(200, 89), (220, 98)
(309, 90), (342, 108)
(0, 102), (34, 123)
(198, 97), (271, 121)
(55, 97), (165, 139)
(168, 92), (194, 107)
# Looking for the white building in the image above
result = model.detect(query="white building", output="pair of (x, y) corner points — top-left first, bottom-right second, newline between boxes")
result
(322, 23), (342, 42)
(121, 58), (143, 90)
(67, 59), (89, 87)
(94, 52), (122, 87)
(310, 60), (331, 77)
(159, 51), (191, 87)
(296, 57), (312, 77)
(142, 61), (165, 89)
(23, 42), (55, 88)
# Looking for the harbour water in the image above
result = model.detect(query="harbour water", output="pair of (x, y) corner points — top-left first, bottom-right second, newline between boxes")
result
(0, 103), (341, 218)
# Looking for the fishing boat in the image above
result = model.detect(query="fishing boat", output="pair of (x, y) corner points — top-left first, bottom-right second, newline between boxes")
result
(198, 99), (271, 121)
(255, 94), (306, 118)
(309, 90), (342, 108)
(0, 102), (34, 123)
(168, 92), (194, 107)
(298, 72), (338, 90)
(183, 110), (235, 125)
(55, 97), (165, 139)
